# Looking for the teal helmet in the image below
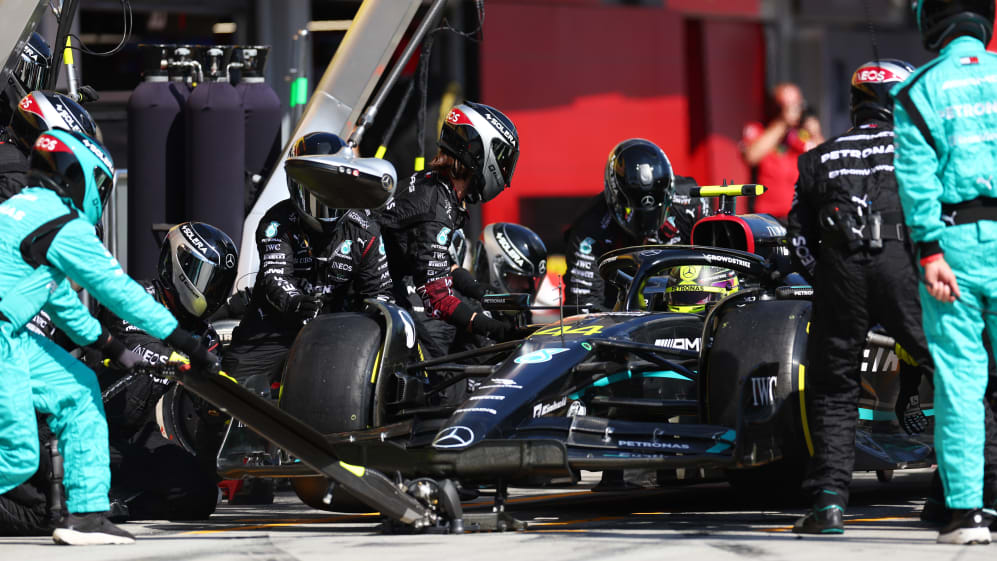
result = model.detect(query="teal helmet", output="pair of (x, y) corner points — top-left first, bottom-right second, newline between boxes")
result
(912, 0), (994, 51)
(28, 128), (114, 225)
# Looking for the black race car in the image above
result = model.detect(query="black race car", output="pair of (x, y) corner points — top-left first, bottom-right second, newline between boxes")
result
(178, 186), (930, 532)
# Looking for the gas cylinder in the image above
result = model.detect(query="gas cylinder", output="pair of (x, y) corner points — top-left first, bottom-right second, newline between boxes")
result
(185, 46), (245, 248)
(126, 44), (189, 279)
(233, 45), (280, 214)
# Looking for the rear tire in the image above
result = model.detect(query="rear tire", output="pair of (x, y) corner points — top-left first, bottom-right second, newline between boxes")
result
(279, 313), (383, 512)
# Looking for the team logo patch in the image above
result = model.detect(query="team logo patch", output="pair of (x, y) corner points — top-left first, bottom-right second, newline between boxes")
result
(437, 227), (452, 245)
(339, 240), (353, 255)
(265, 221), (279, 238)
(680, 266), (700, 280)
(579, 237), (595, 255)
(378, 238), (386, 256)
(514, 348), (570, 364)
(538, 259), (547, 275)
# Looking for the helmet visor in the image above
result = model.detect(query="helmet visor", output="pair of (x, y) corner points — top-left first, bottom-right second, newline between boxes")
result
(15, 55), (48, 92)
(490, 138), (518, 187)
(94, 166), (114, 209)
(291, 180), (344, 223)
(503, 272), (540, 295)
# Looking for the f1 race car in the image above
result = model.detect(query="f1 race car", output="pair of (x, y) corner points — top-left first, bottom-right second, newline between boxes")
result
(193, 184), (931, 530)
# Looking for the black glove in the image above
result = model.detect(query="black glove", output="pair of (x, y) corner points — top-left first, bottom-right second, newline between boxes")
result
(895, 392), (928, 435)
(166, 328), (221, 374)
(75, 85), (100, 104)
(452, 267), (486, 300)
(470, 312), (511, 341)
(290, 293), (323, 324)
(92, 327), (147, 370)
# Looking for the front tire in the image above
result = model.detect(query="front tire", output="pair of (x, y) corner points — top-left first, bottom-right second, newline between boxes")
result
(279, 313), (383, 512)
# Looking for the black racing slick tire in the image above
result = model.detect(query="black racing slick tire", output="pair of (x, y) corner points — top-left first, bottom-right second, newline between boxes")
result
(279, 312), (383, 512)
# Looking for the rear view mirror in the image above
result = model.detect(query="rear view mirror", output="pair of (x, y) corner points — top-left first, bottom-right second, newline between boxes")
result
(284, 148), (397, 210)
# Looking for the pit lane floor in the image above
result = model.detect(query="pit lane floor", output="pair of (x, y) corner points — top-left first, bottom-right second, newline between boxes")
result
(1, 468), (992, 560)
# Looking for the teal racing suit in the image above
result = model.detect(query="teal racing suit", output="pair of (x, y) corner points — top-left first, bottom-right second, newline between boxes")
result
(892, 35), (997, 510)
(0, 187), (178, 514)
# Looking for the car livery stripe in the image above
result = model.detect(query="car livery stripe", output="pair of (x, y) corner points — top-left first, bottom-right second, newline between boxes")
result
(798, 363), (814, 457)
(370, 348), (383, 384)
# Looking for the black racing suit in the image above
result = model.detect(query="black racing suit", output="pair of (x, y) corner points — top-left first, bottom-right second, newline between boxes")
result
(222, 200), (393, 386)
(563, 176), (707, 310)
(378, 171), (491, 358)
(788, 120), (938, 507)
(0, 141), (27, 202)
(95, 279), (221, 521)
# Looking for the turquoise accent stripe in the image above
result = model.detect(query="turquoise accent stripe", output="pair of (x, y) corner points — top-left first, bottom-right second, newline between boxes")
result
(858, 407), (935, 421)
(569, 370), (692, 400)
(706, 429), (736, 454)
(858, 408), (896, 421)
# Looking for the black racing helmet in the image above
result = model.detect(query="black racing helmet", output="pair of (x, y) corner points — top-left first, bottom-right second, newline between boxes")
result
(913, 0), (995, 51)
(473, 222), (548, 295)
(159, 221), (239, 320)
(15, 33), (51, 97)
(9, 90), (97, 153)
(286, 131), (349, 233)
(1, 32), (52, 128)
(604, 138), (675, 242)
(439, 101), (519, 204)
(850, 59), (916, 125)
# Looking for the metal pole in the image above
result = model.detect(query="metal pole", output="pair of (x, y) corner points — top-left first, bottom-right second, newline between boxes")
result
(346, 0), (447, 147)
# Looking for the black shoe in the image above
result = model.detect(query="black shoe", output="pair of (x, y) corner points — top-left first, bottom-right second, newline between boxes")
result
(937, 508), (993, 545)
(920, 498), (949, 525)
(52, 512), (135, 545)
(792, 504), (844, 534)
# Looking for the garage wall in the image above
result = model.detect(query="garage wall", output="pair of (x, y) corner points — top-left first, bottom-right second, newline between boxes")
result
(477, 1), (765, 234)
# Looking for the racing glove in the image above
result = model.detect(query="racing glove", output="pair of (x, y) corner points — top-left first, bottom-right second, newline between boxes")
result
(452, 267), (486, 300)
(92, 327), (147, 370)
(470, 312), (511, 341)
(290, 293), (323, 324)
(75, 85), (100, 105)
(166, 328), (221, 375)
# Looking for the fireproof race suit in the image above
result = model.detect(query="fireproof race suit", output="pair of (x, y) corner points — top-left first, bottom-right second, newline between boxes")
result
(787, 120), (935, 507)
(563, 176), (707, 310)
(222, 199), (392, 385)
(892, 35), (997, 510)
(0, 187), (178, 515)
(0, 141), (27, 202)
(379, 171), (494, 355)
(95, 279), (219, 521)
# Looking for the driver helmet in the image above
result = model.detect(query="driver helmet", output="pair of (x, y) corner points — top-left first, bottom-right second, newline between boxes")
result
(850, 59), (915, 125)
(438, 101), (519, 204)
(158, 221), (239, 320)
(604, 138), (675, 242)
(664, 265), (738, 313)
(1, 32), (51, 127)
(28, 129), (113, 226)
(913, 0), (994, 51)
(473, 222), (547, 295)
(286, 131), (349, 233)
(9, 90), (97, 154)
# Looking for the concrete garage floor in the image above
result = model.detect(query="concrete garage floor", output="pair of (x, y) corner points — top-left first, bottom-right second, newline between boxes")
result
(1, 469), (992, 560)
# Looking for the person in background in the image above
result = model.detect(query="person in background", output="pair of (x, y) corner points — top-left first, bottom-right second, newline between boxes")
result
(742, 83), (824, 222)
